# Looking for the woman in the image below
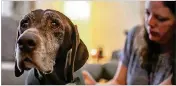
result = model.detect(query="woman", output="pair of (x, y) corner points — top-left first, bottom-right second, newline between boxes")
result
(82, 1), (176, 85)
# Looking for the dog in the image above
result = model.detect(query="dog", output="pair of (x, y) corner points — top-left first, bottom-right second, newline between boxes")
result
(14, 9), (89, 85)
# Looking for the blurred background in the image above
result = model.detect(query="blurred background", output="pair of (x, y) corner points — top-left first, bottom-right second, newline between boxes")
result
(1, 1), (145, 85)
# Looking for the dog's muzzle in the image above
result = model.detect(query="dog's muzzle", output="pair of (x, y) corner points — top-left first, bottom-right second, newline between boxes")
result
(17, 32), (37, 52)
(17, 31), (39, 68)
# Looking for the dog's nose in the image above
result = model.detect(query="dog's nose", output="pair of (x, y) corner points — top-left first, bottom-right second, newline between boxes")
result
(17, 33), (37, 52)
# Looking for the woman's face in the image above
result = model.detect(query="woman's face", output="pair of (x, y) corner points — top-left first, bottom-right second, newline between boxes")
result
(145, 1), (175, 44)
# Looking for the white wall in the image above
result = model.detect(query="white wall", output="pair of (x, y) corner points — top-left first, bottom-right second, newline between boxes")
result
(2, 1), (13, 17)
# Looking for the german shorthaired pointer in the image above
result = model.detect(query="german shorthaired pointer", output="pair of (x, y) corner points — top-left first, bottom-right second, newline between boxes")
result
(14, 9), (89, 85)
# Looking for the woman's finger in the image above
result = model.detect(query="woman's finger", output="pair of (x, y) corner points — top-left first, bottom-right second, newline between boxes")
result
(82, 70), (97, 85)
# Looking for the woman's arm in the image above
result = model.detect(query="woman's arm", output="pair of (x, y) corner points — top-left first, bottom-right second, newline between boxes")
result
(106, 26), (139, 85)
(159, 74), (173, 85)
(106, 61), (128, 85)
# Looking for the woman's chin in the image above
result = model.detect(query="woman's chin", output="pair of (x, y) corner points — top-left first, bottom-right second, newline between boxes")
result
(149, 35), (160, 43)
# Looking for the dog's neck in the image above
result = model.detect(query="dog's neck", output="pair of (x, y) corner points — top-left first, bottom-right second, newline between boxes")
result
(36, 46), (73, 85)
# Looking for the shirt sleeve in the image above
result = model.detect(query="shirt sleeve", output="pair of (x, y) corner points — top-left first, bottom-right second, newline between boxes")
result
(120, 25), (140, 67)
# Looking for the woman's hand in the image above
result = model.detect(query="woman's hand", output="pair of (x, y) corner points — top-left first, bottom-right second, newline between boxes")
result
(159, 74), (172, 85)
(82, 70), (97, 85)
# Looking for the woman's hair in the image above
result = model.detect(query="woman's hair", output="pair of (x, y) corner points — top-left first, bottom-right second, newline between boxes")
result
(135, 1), (176, 73)
(163, 1), (175, 14)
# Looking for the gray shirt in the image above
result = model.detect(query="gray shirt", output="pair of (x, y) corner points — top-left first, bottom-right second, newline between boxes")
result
(120, 25), (172, 85)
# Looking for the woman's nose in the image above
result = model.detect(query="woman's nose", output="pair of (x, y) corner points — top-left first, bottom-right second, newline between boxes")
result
(147, 15), (157, 28)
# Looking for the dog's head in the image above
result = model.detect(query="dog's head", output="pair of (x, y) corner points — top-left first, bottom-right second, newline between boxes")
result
(15, 9), (89, 77)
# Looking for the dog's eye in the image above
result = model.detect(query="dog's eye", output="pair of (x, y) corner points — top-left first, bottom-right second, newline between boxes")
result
(51, 19), (60, 27)
(21, 23), (29, 28)
(21, 20), (29, 28)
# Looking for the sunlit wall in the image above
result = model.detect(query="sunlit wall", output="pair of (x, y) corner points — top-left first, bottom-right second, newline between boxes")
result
(90, 1), (143, 62)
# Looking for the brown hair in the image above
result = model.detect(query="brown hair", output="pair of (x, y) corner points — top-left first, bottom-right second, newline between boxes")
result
(134, 1), (175, 72)
(133, 26), (160, 73)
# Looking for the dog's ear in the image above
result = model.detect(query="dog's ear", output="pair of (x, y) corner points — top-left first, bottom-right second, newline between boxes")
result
(74, 39), (89, 71)
(70, 25), (80, 74)
(15, 60), (24, 77)
(64, 25), (89, 82)
(71, 25), (89, 72)
(14, 26), (24, 77)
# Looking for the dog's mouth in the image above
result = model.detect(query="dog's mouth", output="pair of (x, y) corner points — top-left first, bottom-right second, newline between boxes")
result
(21, 57), (35, 70)
(23, 67), (31, 70)
(24, 57), (33, 63)
(20, 56), (54, 74)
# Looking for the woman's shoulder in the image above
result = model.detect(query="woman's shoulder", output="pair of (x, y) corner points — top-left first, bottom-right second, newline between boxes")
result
(127, 25), (143, 39)
(121, 25), (144, 66)
(125, 24), (144, 52)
